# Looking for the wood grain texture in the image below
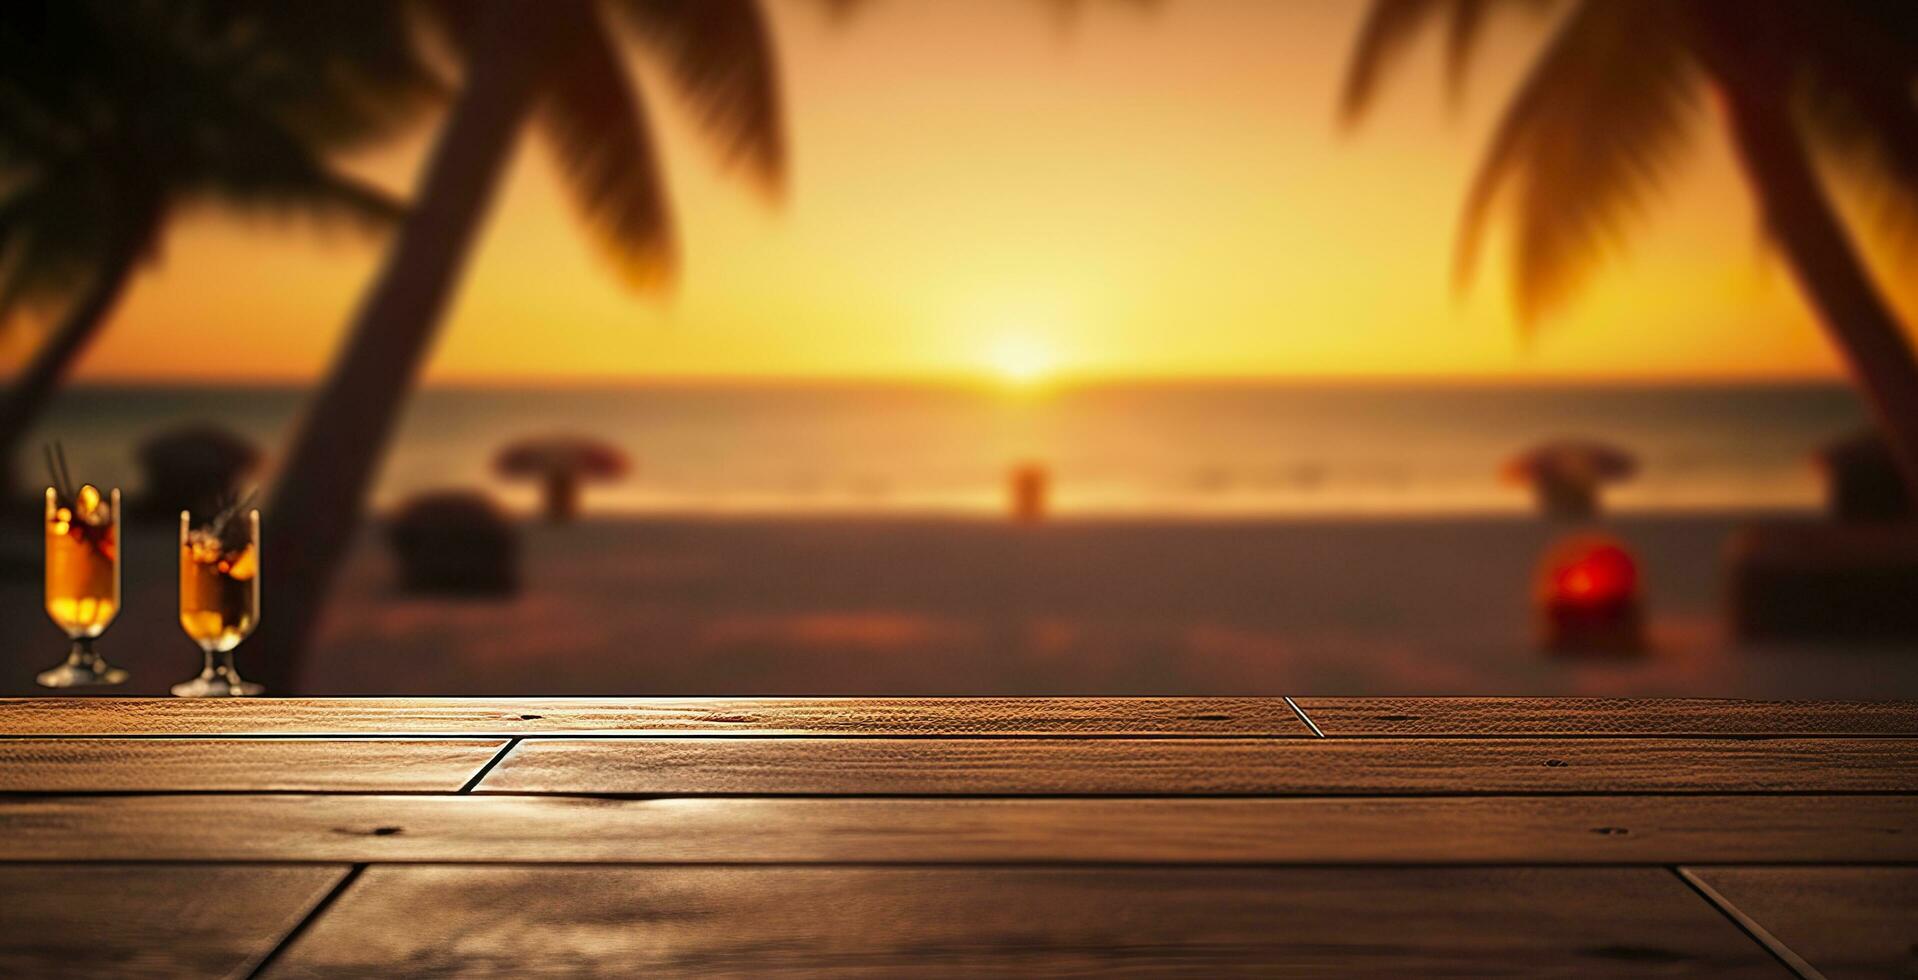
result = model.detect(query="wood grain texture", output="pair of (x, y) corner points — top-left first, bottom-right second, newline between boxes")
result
(479, 736), (1918, 795)
(4, 794), (1913, 864)
(265, 866), (1782, 978)
(1686, 867), (1918, 980)
(0, 864), (347, 980)
(0, 698), (1312, 737)
(1293, 698), (1918, 737)
(0, 738), (510, 792)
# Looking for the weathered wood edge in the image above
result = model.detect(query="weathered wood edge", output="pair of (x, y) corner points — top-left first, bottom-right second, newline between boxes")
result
(1291, 698), (1918, 737)
(0, 738), (512, 793)
(0, 698), (1314, 737)
(7, 698), (1915, 738)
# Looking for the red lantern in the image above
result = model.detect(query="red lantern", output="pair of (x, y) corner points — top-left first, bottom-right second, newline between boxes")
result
(1536, 535), (1646, 654)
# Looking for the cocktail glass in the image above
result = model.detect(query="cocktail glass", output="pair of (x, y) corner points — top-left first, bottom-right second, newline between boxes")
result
(38, 485), (128, 687)
(171, 509), (264, 697)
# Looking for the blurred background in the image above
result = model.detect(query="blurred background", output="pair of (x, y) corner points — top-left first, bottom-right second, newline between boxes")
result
(5, 0), (1918, 696)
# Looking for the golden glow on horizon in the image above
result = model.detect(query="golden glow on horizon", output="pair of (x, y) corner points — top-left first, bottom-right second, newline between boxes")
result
(12, 1), (1916, 386)
(986, 334), (1057, 386)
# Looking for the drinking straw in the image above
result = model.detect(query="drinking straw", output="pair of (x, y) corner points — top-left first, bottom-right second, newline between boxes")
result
(43, 442), (72, 504)
(207, 488), (259, 539)
(54, 442), (73, 502)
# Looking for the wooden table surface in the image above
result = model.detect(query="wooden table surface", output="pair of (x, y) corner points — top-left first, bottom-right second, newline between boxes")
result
(3, 697), (1915, 978)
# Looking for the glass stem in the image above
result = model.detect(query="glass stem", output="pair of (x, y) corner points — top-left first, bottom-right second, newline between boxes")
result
(217, 649), (241, 681)
(68, 636), (95, 668)
(198, 647), (218, 679)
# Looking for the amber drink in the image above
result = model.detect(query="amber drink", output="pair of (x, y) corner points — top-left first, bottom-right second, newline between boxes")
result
(171, 509), (264, 697)
(38, 485), (128, 686)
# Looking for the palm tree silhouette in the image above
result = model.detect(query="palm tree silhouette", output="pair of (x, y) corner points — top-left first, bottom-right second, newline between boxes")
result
(0, 2), (436, 491)
(255, 0), (787, 689)
(1343, 0), (1918, 489)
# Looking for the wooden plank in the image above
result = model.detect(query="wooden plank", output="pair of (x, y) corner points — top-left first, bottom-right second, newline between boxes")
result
(0, 864), (347, 980)
(265, 866), (1783, 978)
(479, 736), (1918, 795)
(0, 738), (510, 793)
(4, 794), (1913, 864)
(10, 697), (1906, 738)
(0, 698), (1312, 738)
(1685, 867), (1918, 980)
(1294, 698), (1918, 737)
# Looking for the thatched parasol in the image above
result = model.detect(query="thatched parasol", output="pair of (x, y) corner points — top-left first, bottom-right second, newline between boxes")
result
(494, 435), (629, 522)
(1502, 438), (1637, 520)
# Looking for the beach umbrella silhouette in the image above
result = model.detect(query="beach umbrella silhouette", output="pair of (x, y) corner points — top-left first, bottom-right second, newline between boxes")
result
(1502, 439), (1636, 520)
(136, 425), (262, 519)
(494, 436), (630, 523)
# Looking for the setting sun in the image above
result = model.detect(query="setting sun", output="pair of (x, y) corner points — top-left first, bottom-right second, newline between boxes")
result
(986, 335), (1056, 385)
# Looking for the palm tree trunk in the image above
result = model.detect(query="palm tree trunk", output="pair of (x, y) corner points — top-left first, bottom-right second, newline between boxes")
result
(0, 232), (146, 493)
(251, 1), (562, 692)
(1716, 77), (1918, 498)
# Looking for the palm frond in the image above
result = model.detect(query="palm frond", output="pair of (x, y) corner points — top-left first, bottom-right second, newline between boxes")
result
(1793, 1), (1918, 244)
(172, 88), (400, 237)
(0, 209), (145, 342)
(228, 1), (447, 150)
(1802, 77), (1918, 246)
(1342, 0), (1561, 125)
(1450, 1), (1699, 325)
(0, 0), (430, 347)
(1341, 0), (1452, 125)
(0, 173), (133, 324)
(1442, 0), (1487, 104)
(193, 159), (404, 239)
(308, 171), (406, 228)
(608, 0), (787, 195)
(536, 2), (675, 291)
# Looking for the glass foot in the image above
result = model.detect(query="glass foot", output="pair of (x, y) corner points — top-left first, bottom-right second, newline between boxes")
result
(37, 658), (129, 688)
(171, 669), (263, 698)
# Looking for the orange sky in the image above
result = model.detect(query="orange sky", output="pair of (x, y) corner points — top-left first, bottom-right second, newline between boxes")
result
(16, 0), (1918, 385)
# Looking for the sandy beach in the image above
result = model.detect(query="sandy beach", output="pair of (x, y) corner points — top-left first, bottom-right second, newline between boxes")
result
(5, 513), (1914, 698)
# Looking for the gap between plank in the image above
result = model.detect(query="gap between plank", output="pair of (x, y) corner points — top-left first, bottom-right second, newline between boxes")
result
(459, 738), (520, 793)
(244, 863), (365, 979)
(1673, 867), (1824, 980)
(1282, 697), (1325, 737)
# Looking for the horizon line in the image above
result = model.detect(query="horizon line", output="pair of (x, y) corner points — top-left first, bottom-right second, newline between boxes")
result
(47, 370), (1851, 391)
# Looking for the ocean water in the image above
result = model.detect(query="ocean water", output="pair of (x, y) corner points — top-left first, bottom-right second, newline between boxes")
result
(19, 381), (1867, 517)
